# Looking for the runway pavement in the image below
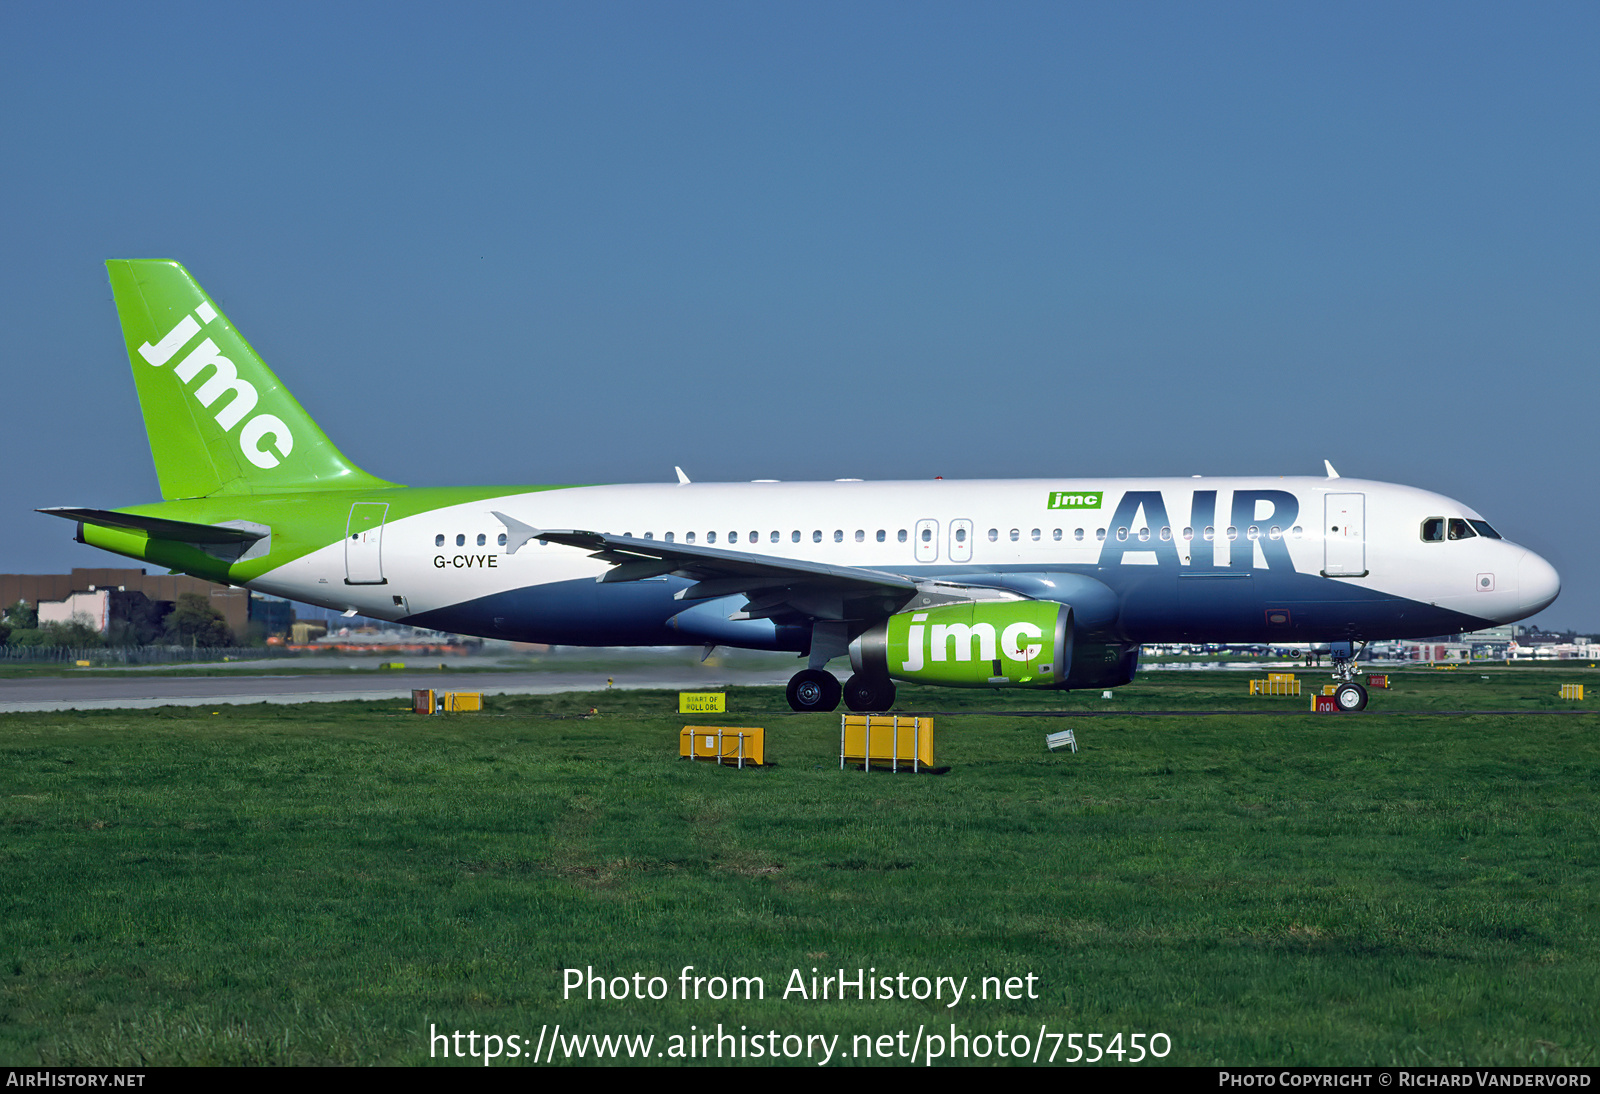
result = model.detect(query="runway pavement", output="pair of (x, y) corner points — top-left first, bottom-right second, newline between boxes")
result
(0, 665), (797, 713)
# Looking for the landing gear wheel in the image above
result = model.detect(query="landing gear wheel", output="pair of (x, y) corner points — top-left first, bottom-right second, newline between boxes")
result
(787, 669), (842, 713)
(843, 674), (896, 713)
(1334, 681), (1368, 712)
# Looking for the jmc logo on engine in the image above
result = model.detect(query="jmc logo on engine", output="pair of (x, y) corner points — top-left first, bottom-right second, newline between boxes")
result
(884, 601), (1066, 688)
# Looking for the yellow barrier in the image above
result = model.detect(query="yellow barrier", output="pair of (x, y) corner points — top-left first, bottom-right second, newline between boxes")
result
(680, 726), (764, 766)
(841, 715), (935, 771)
(442, 692), (481, 712)
(1559, 684), (1585, 701)
(413, 689), (482, 713)
(1249, 676), (1302, 697)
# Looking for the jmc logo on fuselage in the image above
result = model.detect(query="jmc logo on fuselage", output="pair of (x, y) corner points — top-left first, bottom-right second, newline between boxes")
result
(1047, 491), (1103, 509)
(137, 304), (295, 469)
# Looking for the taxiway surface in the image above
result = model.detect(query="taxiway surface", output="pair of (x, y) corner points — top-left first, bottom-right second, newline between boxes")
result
(0, 665), (795, 713)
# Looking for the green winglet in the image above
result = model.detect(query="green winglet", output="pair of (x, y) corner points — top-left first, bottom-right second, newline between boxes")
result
(105, 259), (398, 500)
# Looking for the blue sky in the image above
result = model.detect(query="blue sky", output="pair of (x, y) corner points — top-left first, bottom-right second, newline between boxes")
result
(2, 2), (1595, 629)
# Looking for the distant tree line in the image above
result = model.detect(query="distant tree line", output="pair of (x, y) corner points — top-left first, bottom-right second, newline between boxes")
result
(1, 593), (237, 647)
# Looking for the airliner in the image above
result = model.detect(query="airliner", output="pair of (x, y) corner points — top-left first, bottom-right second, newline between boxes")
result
(42, 260), (1561, 713)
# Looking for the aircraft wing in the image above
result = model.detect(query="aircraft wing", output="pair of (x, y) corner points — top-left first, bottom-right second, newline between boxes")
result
(493, 513), (918, 622)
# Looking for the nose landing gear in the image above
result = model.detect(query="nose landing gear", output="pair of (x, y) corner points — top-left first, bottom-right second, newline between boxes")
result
(1333, 680), (1368, 711)
(1329, 640), (1370, 711)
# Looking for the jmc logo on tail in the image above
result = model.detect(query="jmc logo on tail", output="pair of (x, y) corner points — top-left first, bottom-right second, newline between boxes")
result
(139, 305), (295, 469)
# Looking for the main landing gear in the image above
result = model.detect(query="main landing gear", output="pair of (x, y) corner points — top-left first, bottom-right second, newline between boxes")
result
(786, 669), (841, 713)
(843, 673), (896, 713)
(784, 670), (898, 713)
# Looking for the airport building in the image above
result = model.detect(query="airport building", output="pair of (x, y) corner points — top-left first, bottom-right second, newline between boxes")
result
(0, 567), (278, 639)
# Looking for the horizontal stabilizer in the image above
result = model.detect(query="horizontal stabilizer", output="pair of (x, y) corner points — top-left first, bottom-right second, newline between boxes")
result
(38, 507), (271, 563)
(38, 507), (268, 544)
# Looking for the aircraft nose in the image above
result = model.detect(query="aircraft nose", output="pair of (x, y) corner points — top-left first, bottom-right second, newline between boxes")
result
(1518, 549), (1561, 617)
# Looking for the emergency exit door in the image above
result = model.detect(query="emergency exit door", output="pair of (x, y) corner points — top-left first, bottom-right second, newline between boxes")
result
(345, 502), (389, 585)
(949, 519), (973, 563)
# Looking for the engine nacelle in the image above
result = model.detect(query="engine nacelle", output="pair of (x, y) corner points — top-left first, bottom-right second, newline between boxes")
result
(849, 601), (1072, 688)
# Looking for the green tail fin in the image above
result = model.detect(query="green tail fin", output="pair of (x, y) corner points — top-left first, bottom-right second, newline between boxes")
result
(106, 259), (397, 499)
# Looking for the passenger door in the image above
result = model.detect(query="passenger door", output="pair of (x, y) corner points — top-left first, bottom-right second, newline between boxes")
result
(345, 502), (389, 585)
(1323, 493), (1366, 577)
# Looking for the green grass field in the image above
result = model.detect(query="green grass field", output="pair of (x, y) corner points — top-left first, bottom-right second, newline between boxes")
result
(2, 668), (1595, 1066)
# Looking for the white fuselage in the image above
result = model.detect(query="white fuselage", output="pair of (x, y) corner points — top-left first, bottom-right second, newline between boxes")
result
(244, 476), (1559, 646)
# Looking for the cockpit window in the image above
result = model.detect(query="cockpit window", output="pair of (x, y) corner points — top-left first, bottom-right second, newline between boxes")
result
(1424, 516), (1494, 542)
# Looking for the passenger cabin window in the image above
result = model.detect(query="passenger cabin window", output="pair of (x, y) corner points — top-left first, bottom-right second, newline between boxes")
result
(792, 531), (801, 543)
(707, 531), (716, 543)
(1096, 528), (1107, 542)
(1031, 528), (1041, 541)
(1074, 528), (1084, 541)
(435, 534), (445, 546)
(1052, 528), (1062, 541)
(1010, 528), (1021, 542)
(456, 534), (465, 547)
(955, 527), (967, 543)
(813, 530), (823, 543)
(834, 530), (844, 543)
(897, 529), (908, 543)
(855, 530), (865, 542)
(498, 533), (507, 546)
(876, 530), (886, 542)
(477, 533), (486, 546)
(921, 527), (932, 543)
(685, 531), (696, 543)
(665, 532), (675, 543)
(988, 528), (998, 542)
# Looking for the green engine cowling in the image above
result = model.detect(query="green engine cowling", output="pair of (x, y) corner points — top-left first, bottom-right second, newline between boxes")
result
(849, 601), (1072, 688)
